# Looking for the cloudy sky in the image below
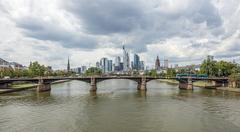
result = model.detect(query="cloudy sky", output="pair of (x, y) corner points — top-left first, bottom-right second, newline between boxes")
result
(0, 0), (240, 69)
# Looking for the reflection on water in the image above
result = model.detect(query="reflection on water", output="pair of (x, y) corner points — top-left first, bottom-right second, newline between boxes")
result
(0, 80), (240, 132)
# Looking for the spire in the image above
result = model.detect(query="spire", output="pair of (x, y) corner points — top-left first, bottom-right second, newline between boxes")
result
(67, 57), (70, 72)
(123, 45), (125, 50)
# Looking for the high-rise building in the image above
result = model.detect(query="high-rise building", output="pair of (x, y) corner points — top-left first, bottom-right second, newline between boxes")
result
(115, 56), (121, 67)
(67, 57), (70, 72)
(119, 62), (124, 71)
(96, 62), (100, 68)
(123, 45), (130, 71)
(81, 66), (87, 73)
(164, 59), (168, 69)
(114, 56), (121, 71)
(155, 56), (160, 70)
(133, 54), (140, 70)
(72, 67), (81, 74)
(100, 58), (108, 73)
(108, 60), (113, 72)
(140, 61), (144, 70)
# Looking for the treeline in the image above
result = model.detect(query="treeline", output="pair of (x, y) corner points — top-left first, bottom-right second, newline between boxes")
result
(200, 59), (240, 77)
(146, 58), (240, 77)
(0, 61), (71, 78)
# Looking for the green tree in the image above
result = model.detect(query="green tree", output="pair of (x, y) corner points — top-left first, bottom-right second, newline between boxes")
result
(166, 68), (176, 77)
(216, 61), (239, 77)
(28, 61), (46, 77)
(85, 67), (102, 76)
(147, 69), (157, 77)
(200, 58), (218, 77)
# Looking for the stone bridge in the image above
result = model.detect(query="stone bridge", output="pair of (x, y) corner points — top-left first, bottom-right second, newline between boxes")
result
(0, 76), (229, 92)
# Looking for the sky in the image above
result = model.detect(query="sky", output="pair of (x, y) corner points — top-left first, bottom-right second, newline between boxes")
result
(0, 0), (240, 69)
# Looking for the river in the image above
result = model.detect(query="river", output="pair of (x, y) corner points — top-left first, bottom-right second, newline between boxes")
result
(0, 80), (240, 132)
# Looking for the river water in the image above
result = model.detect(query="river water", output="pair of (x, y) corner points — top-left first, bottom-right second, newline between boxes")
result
(0, 80), (240, 132)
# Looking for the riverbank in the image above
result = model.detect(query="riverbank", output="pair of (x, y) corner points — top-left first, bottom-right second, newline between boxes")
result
(217, 87), (240, 93)
(0, 80), (70, 94)
(159, 79), (240, 92)
(158, 79), (215, 88)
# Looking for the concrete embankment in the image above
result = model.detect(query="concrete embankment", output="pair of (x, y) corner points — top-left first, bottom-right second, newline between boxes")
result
(0, 80), (70, 94)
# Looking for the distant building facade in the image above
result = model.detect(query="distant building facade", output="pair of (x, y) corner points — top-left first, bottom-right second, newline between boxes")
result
(164, 59), (169, 69)
(123, 46), (130, 71)
(155, 56), (160, 70)
(100, 58), (108, 73)
(133, 54), (140, 70)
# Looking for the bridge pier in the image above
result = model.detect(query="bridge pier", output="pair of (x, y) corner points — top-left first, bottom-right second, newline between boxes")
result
(179, 78), (193, 90)
(228, 80), (239, 88)
(90, 77), (97, 92)
(211, 80), (223, 87)
(0, 83), (8, 89)
(37, 79), (51, 92)
(138, 77), (147, 91)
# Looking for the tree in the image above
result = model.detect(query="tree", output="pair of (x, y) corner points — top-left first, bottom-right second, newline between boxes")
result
(166, 68), (176, 77)
(28, 61), (46, 77)
(200, 58), (218, 77)
(85, 67), (102, 76)
(147, 69), (157, 77)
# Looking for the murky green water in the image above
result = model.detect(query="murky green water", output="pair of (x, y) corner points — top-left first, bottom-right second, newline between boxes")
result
(1, 80), (240, 132)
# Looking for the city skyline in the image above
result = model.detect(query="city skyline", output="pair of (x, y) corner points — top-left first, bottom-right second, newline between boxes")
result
(0, 0), (240, 69)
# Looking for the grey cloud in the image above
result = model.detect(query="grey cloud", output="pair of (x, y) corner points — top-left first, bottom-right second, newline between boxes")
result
(16, 17), (98, 49)
(14, 0), (223, 54)
(66, 0), (145, 35)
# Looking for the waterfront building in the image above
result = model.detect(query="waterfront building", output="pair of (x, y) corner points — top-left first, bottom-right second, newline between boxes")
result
(155, 56), (160, 71)
(0, 58), (25, 71)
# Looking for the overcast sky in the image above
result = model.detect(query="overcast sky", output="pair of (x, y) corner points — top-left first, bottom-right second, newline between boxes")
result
(0, 0), (240, 69)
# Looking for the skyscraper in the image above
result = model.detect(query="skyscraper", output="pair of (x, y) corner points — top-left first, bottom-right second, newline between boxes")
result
(155, 56), (160, 70)
(140, 61), (145, 70)
(96, 62), (100, 68)
(164, 59), (169, 69)
(133, 54), (140, 70)
(123, 45), (130, 71)
(67, 57), (70, 72)
(115, 56), (121, 67)
(108, 60), (113, 72)
(100, 58), (108, 73)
